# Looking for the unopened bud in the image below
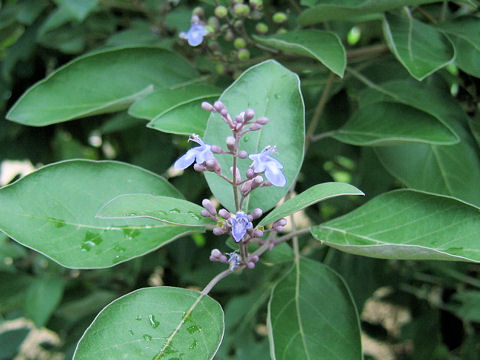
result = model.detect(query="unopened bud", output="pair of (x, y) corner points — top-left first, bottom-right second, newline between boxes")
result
(256, 116), (269, 125)
(234, 3), (250, 17)
(247, 261), (256, 269)
(219, 208), (230, 219)
(211, 145), (223, 154)
(249, 123), (262, 131)
(205, 158), (220, 172)
(255, 22), (268, 34)
(273, 12), (287, 24)
(275, 225), (285, 232)
(213, 227), (225, 235)
(253, 229), (264, 238)
(193, 163), (206, 172)
(201, 209), (210, 217)
(211, 249), (222, 258)
(275, 218), (287, 226)
(224, 30), (234, 42)
(230, 166), (242, 182)
(250, 255), (259, 263)
(234, 38), (247, 50)
(246, 168), (255, 178)
(238, 150), (248, 159)
(250, 0), (262, 9)
(251, 208), (263, 219)
(202, 199), (217, 215)
(244, 109), (255, 121)
(220, 108), (229, 117)
(241, 180), (252, 194)
(252, 175), (263, 186)
(237, 48), (250, 61)
(214, 5), (228, 18)
(202, 102), (215, 112)
(226, 136), (235, 151)
(214, 100), (225, 111)
(235, 112), (245, 123)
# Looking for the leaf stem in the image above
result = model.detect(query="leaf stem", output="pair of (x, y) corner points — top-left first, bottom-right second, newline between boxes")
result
(310, 130), (337, 142)
(201, 268), (233, 295)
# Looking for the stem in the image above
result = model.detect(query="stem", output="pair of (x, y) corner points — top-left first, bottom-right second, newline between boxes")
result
(201, 268), (233, 295)
(272, 227), (311, 245)
(305, 72), (335, 147)
(232, 137), (240, 211)
(310, 130), (337, 142)
(347, 44), (389, 60)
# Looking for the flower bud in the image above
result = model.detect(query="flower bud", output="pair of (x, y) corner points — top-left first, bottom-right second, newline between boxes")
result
(244, 109), (255, 121)
(250, 0), (263, 9)
(193, 163), (206, 172)
(247, 261), (255, 269)
(202, 199), (217, 215)
(238, 150), (248, 159)
(251, 208), (263, 219)
(237, 48), (250, 61)
(201, 102), (215, 112)
(246, 168), (255, 178)
(220, 108), (228, 117)
(211, 249), (222, 258)
(275, 225), (284, 232)
(215, 63), (226, 75)
(214, 5), (228, 18)
(256, 116), (269, 125)
(224, 30), (234, 42)
(208, 17), (220, 30)
(205, 158), (220, 172)
(201, 209), (210, 217)
(248, 123), (262, 131)
(219, 208), (231, 219)
(211, 145), (223, 154)
(241, 180), (252, 194)
(234, 3), (250, 17)
(230, 166), (242, 182)
(235, 112), (245, 123)
(253, 229), (264, 238)
(273, 12), (287, 24)
(214, 100), (225, 111)
(213, 227), (226, 235)
(234, 38), (247, 49)
(250, 255), (259, 263)
(253, 175), (263, 185)
(276, 218), (287, 226)
(226, 136), (235, 151)
(255, 22), (268, 34)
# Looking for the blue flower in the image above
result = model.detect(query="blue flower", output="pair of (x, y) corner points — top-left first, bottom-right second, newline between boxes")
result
(174, 134), (214, 170)
(249, 146), (286, 187)
(228, 212), (252, 242)
(227, 252), (240, 270)
(179, 23), (208, 47)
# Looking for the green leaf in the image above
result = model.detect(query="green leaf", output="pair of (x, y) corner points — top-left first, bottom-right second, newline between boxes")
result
(298, 0), (438, 25)
(97, 194), (215, 227)
(383, 12), (455, 81)
(0, 328), (31, 360)
(55, 0), (98, 21)
(129, 83), (222, 136)
(357, 79), (480, 206)
(268, 258), (362, 359)
(73, 287), (224, 360)
(253, 30), (346, 77)
(437, 16), (480, 77)
(311, 190), (480, 262)
(259, 182), (363, 226)
(6, 47), (198, 126)
(0, 160), (194, 269)
(447, 291), (480, 322)
(203, 60), (305, 212)
(333, 102), (458, 145)
(23, 274), (64, 328)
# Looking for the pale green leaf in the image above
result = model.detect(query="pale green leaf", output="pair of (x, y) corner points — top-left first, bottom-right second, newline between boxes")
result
(254, 30), (346, 77)
(333, 102), (458, 145)
(74, 287), (224, 360)
(311, 190), (480, 262)
(0, 160), (194, 269)
(6, 47), (198, 126)
(259, 182), (363, 226)
(97, 194), (215, 227)
(203, 60), (305, 213)
(383, 12), (455, 81)
(268, 258), (362, 360)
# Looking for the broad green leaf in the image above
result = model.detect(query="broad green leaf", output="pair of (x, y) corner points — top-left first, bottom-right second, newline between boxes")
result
(333, 102), (458, 145)
(23, 274), (64, 328)
(253, 30), (346, 77)
(437, 16), (480, 77)
(268, 258), (362, 360)
(55, 0), (98, 21)
(383, 12), (455, 81)
(259, 182), (363, 226)
(97, 194), (215, 227)
(357, 79), (480, 206)
(128, 83), (221, 136)
(0, 160), (194, 269)
(73, 287), (224, 360)
(311, 190), (480, 262)
(203, 60), (305, 212)
(6, 47), (198, 126)
(298, 0), (438, 25)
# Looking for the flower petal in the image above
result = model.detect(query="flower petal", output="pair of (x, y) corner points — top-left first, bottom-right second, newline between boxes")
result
(173, 148), (198, 170)
(265, 162), (287, 187)
(195, 147), (214, 164)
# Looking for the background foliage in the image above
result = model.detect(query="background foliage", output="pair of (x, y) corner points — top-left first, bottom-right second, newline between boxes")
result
(0, 0), (479, 359)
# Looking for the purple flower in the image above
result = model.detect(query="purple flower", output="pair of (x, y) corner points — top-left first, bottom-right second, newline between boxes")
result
(228, 212), (252, 242)
(174, 134), (214, 170)
(249, 146), (286, 187)
(227, 252), (240, 270)
(179, 23), (208, 47)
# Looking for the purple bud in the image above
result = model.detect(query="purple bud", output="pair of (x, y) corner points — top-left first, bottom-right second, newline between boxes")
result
(209, 255), (217, 262)
(220, 108), (228, 117)
(193, 163), (206, 172)
(230, 166), (241, 183)
(213, 227), (225, 235)
(256, 116), (269, 125)
(251, 208), (263, 219)
(219, 255), (228, 263)
(226, 136), (235, 151)
(250, 255), (259, 263)
(201, 209), (210, 217)
(245, 109), (255, 121)
(238, 150), (248, 159)
(202, 199), (217, 215)
(205, 158), (220, 172)
(275, 225), (285, 232)
(241, 181), (252, 194)
(249, 123), (262, 131)
(246, 168), (255, 178)
(202, 102), (215, 112)
(253, 229), (264, 238)
(219, 208), (230, 219)
(214, 101), (225, 111)
(235, 112), (245, 123)
(211, 145), (223, 154)
(247, 261), (255, 269)
(248, 215), (253, 221)
(211, 249), (222, 258)
(235, 122), (243, 131)
(276, 218), (287, 226)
